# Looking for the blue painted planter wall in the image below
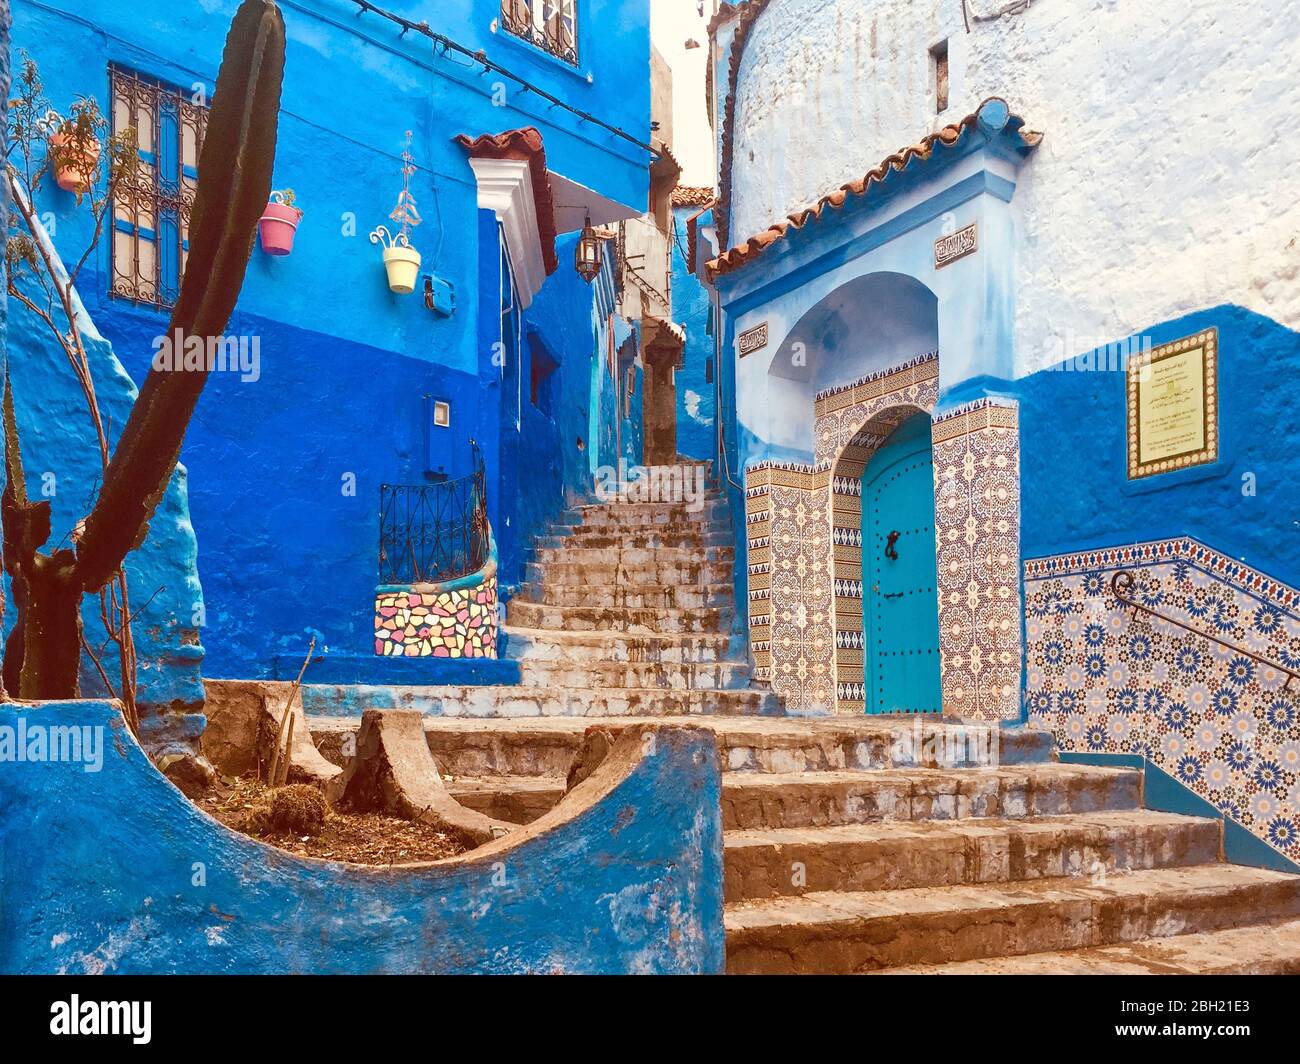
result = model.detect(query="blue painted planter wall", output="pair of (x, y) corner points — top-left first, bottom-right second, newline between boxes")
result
(0, 700), (725, 974)
(8, 0), (650, 682)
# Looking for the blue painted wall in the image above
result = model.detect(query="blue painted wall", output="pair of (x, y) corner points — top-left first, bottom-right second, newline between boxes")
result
(1019, 304), (1300, 588)
(672, 206), (715, 462)
(9, 0), (651, 679)
(0, 700), (726, 974)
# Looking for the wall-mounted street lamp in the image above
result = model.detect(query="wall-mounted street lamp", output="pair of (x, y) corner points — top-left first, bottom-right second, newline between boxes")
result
(575, 214), (603, 283)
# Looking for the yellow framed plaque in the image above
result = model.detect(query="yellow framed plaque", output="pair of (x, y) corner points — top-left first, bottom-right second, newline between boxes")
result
(1127, 328), (1218, 480)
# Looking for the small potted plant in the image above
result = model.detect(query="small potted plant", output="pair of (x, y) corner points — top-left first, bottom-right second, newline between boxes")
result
(47, 107), (102, 196)
(258, 188), (303, 256)
(369, 130), (422, 294)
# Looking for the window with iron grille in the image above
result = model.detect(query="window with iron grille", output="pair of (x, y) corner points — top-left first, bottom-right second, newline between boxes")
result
(109, 66), (209, 309)
(500, 0), (579, 66)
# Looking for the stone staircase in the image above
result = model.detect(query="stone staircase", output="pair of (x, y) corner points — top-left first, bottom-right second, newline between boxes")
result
(304, 462), (1300, 973)
(500, 472), (780, 716)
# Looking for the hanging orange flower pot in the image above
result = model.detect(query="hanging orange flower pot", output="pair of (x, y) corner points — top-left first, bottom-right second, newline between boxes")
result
(48, 123), (100, 194)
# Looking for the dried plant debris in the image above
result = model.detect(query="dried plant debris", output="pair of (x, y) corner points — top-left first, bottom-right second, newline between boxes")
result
(203, 776), (470, 865)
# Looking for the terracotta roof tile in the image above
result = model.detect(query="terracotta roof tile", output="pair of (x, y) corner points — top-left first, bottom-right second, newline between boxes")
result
(671, 185), (716, 208)
(707, 99), (1042, 280)
(454, 126), (559, 275)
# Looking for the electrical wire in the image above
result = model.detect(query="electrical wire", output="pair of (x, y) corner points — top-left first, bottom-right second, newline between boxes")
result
(349, 0), (661, 159)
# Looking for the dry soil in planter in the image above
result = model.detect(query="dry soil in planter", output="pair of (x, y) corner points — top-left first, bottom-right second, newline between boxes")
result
(203, 776), (470, 865)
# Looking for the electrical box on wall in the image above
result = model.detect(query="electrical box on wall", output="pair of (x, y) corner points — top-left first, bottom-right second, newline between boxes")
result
(423, 273), (456, 317)
(423, 394), (453, 479)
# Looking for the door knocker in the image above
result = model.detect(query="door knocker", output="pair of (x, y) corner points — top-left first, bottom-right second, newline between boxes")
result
(884, 530), (900, 561)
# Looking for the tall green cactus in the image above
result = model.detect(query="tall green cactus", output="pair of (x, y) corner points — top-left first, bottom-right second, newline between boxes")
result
(2, 0), (286, 700)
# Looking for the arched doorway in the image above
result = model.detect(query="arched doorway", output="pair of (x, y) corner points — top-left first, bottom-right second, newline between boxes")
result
(860, 412), (941, 714)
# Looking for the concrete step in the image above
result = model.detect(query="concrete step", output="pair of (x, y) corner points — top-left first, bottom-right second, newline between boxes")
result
(444, 775), (565, 825)
(503, 625), (735, 663)
(569, 499), (729, 523)
(532, 544), (735, 566)
(537, 528), (733, 550)
(524, 558), (733, 587)
(723, 864), (1300, 974)
(433, 760), (1139, 834)
(876, 917), (1300, 974)
(506, 600), (726, 634)
(723, 810), (1221, 903)
(517, 657), (753, 690)
(302, 683), (777, 723)
(720, 763), (1142, 829)
(307, 716), (1053, 781)
(716, 719), (1053, 774)
(513, 580), (735, 609)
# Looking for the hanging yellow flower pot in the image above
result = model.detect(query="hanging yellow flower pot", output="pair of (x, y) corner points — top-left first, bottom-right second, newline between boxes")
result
(370, 130), (424, 295)
(371, 227), (422, 294)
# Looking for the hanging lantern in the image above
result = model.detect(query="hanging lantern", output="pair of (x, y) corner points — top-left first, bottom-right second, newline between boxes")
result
(575, 214), (602, 283)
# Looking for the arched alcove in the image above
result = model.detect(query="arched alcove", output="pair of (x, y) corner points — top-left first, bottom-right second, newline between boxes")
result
(768, 272), (939, 396)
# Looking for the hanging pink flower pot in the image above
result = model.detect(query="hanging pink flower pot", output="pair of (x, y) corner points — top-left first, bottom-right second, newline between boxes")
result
(258, 190), (304, 256)
(48, 126), (100, 194)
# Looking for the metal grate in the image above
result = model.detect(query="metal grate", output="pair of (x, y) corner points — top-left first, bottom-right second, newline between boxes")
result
(379, 444), (489, 585)
(500, 0), (579, 66)
(109, 65), (208, 309)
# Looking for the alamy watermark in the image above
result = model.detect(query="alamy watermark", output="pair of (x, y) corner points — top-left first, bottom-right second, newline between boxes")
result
(1043, 332), (1154, 377)
(594, 461), (707, 512)
(890, 718), (998, 768)
(0, 719), (104, 773)
(151, 328), (261, 383)
(50, 996), (151, 1044)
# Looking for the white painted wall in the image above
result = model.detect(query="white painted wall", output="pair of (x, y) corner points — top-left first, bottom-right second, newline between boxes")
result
(727, 0), (1300, 375)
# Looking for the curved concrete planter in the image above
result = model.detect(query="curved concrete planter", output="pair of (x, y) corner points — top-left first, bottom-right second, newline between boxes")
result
(0, 700), (724, 974)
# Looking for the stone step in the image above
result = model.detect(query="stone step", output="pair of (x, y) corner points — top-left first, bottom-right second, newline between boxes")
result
(723, 864), (1300, 974)
(537, 528), (733, 550)
(308, 716), (1053, 780)
(504, 625), (735, 663)
(532, 544), (735, 567)
(506, 600), (726, 634)
(720, 763), (1141, 829)
(875, 917), (1300, 974)
(513, 580), (735, 610)
(517, 657), (752, 690)
(723, 810), (1221, 903)
(524, 558), (734, 587)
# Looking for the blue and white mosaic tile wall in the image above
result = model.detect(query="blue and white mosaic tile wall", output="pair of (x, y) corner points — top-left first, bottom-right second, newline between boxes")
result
(1025, 537), (1300, 864)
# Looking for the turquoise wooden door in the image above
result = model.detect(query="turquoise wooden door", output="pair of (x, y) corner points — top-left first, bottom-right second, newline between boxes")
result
(861, 413), (942, 714)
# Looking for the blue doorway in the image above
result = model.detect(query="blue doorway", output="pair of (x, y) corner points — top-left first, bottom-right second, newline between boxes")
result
(860, 412), (941, 714)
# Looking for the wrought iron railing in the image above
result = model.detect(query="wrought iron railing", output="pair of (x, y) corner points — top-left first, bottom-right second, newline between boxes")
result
(500, 0), (579, 66)
(1111, 569), (1299, 690)
(379, 442), (489, 585)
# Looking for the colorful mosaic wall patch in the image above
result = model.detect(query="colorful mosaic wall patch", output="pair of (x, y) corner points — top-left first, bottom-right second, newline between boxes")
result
(932, 399), (1022, 722)
(745, 461), (834, 714)
(375, 574), (498, 658)
(1025, 537), (1300, 865)
(744, 354), (1022, 721)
